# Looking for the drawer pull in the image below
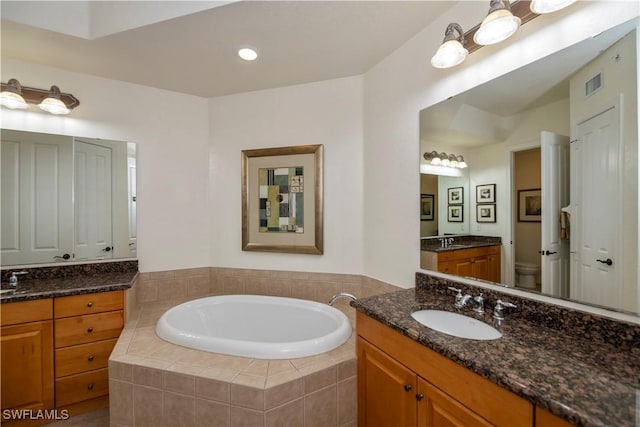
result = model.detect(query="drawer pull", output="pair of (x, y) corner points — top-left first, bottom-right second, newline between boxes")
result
(87, 355), (95, 362)
(87, 327), (94, 333)
(87, 302), (93, 308)
(87, 383), (94, 390)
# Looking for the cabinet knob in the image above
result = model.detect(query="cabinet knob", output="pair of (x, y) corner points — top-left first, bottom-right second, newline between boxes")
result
(87, 302), (93, 308)
(87, 327), (93, 333)
(416, 393), (424, 402)
(403, 384), (412, 392)
(88, 355), (95, 362)
(87, 383), (94, 390)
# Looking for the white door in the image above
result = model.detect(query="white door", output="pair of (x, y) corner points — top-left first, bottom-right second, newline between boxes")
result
(74, 141), (113, 261)
(572, 106), (622, 309)
(1, 130), (73, 265)
(540, 132), (570, 297)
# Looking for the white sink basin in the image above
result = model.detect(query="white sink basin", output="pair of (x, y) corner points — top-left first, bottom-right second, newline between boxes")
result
(411, 310), (501, 340)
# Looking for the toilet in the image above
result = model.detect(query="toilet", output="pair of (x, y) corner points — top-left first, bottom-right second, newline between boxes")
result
(515, 262), (540, 289)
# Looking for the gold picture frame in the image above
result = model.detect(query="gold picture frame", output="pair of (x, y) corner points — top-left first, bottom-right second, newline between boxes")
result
(241, 144), (324, 254)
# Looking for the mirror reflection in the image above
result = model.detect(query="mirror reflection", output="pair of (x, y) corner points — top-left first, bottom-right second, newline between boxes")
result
(1, 129), (137, 266)
(420, 18), (638, 314)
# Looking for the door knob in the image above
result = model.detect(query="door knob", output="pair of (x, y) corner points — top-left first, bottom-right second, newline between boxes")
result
(415, 393), (424, 402)
(102, 246), (113, 252)
(539, 250), (557, 256)
(403, 384), (412, 392)
(596, 258), (613, 266)
(54, 253), (71, 260)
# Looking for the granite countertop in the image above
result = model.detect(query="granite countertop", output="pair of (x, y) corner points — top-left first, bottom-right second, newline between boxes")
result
(420, 235), (502, 252)
(1, 261), (137, 303)
(352, 281), (640, 427)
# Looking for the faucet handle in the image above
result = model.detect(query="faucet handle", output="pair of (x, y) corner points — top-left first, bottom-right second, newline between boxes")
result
(473, 293), (485, 313)
(447, 287), (463, 307)
(493, 299), (517, 320)
(9, 271), (28, 287)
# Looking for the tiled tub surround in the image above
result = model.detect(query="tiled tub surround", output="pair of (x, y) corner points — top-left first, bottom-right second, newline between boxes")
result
(420, 234), (502, 252)
(352, 272), (640, 427)
(109, 268), (400, 427)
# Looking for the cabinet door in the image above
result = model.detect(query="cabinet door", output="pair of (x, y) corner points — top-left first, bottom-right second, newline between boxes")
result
(487, 254), (501, 283)
(1, 321), (54, 414)
(452, 259), (474, 277)
(471, 256), (489, 281)
(357, 337), (417, 427)
(417, 378), (493, 427)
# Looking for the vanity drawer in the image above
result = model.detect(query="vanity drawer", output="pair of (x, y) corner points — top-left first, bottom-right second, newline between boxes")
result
(55, 368), (109, 407)
(55, 311), (124, 348)
(55, 339), (117, 377)
(0, 298), (53, 326)
(54, 290), (123, 318)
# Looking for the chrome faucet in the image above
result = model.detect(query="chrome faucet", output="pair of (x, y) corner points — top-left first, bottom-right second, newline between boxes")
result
(448, 287), (484, 312)
(493, 299), (517, 320)
(9, 271), (28, 288)
(328, 292), (357, 306)
(440, 237), (455, 248)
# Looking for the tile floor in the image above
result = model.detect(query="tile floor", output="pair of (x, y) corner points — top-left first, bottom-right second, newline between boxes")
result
(48, 408), (109, 427)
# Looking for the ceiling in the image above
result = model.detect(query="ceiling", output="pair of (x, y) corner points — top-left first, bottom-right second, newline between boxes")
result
(1, 1), (455, 98)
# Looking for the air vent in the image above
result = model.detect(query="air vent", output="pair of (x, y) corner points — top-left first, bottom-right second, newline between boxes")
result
(585, 72), (603, 96)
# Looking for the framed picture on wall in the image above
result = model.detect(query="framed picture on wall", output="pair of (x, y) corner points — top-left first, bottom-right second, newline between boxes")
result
(476, 204), (496, 223)
(421, 194), (435, 221)
(448, 205), (463, 222)
(476, 184), (496, 204)
(518, 188), (542, 222)
(448, 187), (463, 205)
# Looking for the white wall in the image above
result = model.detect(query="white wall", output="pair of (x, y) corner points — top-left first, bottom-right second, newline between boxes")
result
(208, 76), (364, 274)
(363, 1), (640, 288)
(0, 58), (210, 272)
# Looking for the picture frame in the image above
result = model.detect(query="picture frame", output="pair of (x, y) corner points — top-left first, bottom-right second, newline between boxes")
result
(447, 205), (463, 222)
(448, 187), (464, 205)
(421, 194), (435, 221)
(241, 144), (324, 254)
(476, 183), (496, 204)
(518, 188), (542, 222)
(476, 204), (496, 223)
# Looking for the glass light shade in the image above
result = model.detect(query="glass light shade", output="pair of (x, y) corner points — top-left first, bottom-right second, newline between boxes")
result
(238, 47), (258, 61)
(530, 0), (577, 14)
(473, 9), (521, 46)
(457, 156), (468, 168)
(39, 97), (69, 115)
(431, 40), (468, 69)
(0, 91), (27, 109)
(431, 156), (442, 165)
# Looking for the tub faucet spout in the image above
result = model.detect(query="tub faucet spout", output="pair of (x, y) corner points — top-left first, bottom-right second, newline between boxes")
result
(328, 292), (357, 306)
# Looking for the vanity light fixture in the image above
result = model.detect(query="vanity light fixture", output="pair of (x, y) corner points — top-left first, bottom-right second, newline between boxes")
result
(431, 23), (468, 69)
(530, 0), (577, 14)
(423, 151), (468, 169)
(474, 0), (521, 46)
(0, 78), (28, 109)
(0, 79), (79, 114)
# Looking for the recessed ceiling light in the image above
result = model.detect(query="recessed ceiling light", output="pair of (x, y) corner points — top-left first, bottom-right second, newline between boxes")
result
(238, 47), (258, 61)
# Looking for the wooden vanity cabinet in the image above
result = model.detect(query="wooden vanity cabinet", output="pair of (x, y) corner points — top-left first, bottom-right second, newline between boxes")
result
(1, 299), (54, 427)
(421, 246), (501, 283)
(356, 312), (533, 427)
(53, 290), (124, 416)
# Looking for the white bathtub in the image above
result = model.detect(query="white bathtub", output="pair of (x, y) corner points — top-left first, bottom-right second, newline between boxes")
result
(155, 295), (352, 359)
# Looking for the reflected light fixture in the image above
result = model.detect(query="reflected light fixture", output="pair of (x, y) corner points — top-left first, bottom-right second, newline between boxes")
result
(474, 0), (521, 46)
(39, 86), (69, 115)
(238, 47), (258, 61)
(423, 151), (468, 169)
(0, 79), (79, 114)
(0, 78), (28, 109)
(431, 23), (468, 69)
(530, 0), (577, 14)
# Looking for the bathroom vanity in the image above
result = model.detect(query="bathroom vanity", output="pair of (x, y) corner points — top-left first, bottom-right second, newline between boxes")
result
(0, 262), (136, 426)
(353, 272), (640, 427)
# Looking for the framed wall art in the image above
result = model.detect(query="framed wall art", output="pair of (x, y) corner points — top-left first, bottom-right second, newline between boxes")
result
(476, 183), (496, 204)
(448, 187), (463, 205)
(448, 205), (463, 222)
(476, 204), (496, 223)
(518, 188), (541, 222)
(241, 144), (324, 254)
(421, 194), (435, 221)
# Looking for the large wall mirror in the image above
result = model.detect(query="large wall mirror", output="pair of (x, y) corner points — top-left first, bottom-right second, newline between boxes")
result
(420, 17), (638, 315)
(1, 129), (137, 267)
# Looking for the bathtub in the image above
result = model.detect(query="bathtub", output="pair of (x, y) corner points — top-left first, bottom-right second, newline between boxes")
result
(155, 294), (352, 359)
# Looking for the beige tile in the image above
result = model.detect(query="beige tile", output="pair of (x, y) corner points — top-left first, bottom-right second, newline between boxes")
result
(229, 406), (264, 427)
(291, 353), (334, 371)
(265, 398), (303, 427)
(337, 359), (357, 381)
(188, 275), (211, 296)
(264, 377), (303, 410)
(108, 359), (133, 382)
(264, 369), (302, 389)
(197, 366), (240, 383)
(289, 281), (317, 301)
(337, 377), (357, 426)
(157, 278), (188, 300)
(266, 360), (297, 377)
(303, 366), (336, 394)
(266, 280), (291, 297)
(223, 275), (245, 294)
(244, 278), (266, 296)
(230, 383), (265, 411)
(49, 408), (110, 427)
(304, 385), (337, 427)
(196, 398), (230, 427)
(340, 421), (356, 427)
(315, 282), (343, 305)
(137, 280), (158, 303)
(165, 362), (205, 376)
(196, 377), (230, 403)
(133, 385), (163, 427)
(163, 371), (195, 395)
(163, 391), (195, 427)
(207, 354), (254, 371)
(133, 365), (164, 388)
(243, 360), (269, 377)
(109, 380), (133, 426)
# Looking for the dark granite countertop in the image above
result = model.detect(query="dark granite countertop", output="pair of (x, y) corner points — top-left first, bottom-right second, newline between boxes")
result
(1, 261), (137, 303)
(352, 276), (640, 427)
(421, 235), (502, 252)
